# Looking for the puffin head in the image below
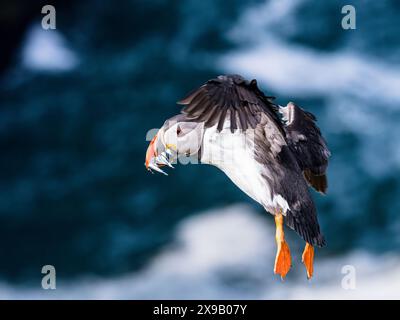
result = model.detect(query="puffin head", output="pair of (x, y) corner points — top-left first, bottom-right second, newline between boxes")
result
(145, 114), (204, 175)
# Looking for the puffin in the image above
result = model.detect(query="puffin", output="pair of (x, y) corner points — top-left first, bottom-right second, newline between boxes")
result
(145, 75), (330, 279)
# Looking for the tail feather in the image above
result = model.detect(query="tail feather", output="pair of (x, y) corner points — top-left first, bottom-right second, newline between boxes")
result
(285, 209), (326, 247)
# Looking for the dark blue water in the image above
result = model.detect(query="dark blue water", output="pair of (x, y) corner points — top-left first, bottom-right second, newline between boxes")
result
(1, 0), (399, 293)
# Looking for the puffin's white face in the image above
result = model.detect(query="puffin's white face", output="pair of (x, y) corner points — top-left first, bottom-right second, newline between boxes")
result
(160, 121), (204, 157)
(145, 117), (204, 175)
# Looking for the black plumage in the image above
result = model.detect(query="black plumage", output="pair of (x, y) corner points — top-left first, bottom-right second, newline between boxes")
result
(177, 75), (330, 247)
(178, 74), (282, 134)
(281, 103), (331, 194)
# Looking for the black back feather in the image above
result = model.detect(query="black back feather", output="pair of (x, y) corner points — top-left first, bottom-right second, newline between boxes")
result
(281, 103), (331, 194)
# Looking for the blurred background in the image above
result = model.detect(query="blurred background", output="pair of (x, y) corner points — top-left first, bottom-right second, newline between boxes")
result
(1, 0), (400, 299)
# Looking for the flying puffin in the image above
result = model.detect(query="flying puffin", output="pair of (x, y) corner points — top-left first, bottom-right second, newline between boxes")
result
(145, 75), (330, 279)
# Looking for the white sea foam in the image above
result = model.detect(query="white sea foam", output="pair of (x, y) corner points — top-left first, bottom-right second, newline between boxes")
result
(220, 0), (400, 177)
(0, 205), (399, 299)
(21, 24), (78, 72)
(222, 0), (400, 103)
(223, 43), (400, 103)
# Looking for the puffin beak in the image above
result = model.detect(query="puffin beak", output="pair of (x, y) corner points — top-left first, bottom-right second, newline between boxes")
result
(145, 133), (174, 176)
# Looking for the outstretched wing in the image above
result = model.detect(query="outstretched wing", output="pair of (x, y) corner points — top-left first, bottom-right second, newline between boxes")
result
(177, 74), (284, 134)
(279, 103), (331, 194)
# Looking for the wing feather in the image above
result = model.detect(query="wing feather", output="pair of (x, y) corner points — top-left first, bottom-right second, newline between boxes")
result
(178, 87), (202, 105)
(177, 75), (283, 133)
(280, 102), (331, 194)
(183, 94), (208, 115)
(230, 108), (237, 133)
(246, 106), (258, 129)
(217, 107), (228, 132)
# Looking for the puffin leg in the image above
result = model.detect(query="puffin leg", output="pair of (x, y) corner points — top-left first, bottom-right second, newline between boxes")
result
(273, 212), (291, 279)
(302, 242), (314, 279)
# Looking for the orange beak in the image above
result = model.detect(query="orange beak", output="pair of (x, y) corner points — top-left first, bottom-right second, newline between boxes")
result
(145, 132), (173, 175)
(145, 134), (158, 169)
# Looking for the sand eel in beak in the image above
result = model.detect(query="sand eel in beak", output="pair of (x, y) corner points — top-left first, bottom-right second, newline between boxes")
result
(145, 75), (330, 279)
(145, 132), (176, 175)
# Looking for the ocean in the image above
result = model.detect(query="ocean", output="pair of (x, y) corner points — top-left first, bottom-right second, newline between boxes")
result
(0, 0), (399, 299)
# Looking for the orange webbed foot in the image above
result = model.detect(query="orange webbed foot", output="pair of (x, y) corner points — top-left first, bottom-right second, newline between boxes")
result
(302, 242), (314, 279)
(274, 240), (292, 279)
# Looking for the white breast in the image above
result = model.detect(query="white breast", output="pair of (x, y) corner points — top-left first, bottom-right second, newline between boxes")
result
(200, 124), (290, 214)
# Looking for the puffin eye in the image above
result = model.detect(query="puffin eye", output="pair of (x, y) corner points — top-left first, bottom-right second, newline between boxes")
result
(177, 125), (182, 136)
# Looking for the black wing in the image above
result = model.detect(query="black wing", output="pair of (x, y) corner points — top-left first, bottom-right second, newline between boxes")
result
(177, 74), (284, 134)
(280, 102), (331, 194)
(254, 125), (326, 247)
